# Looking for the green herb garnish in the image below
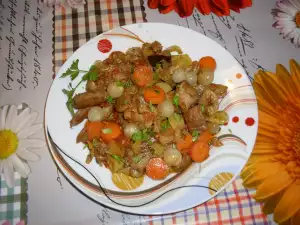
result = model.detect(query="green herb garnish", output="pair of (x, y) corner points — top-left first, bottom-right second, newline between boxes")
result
(62, 83), (76, 115)
(172, 95), (179, 107)
(149, 101), (155, 112)
(132, 155), (142, 163)
(192, 130), (200, 142)
(200, 104), (205, 113)
(131, 129), (155, 142)
(102, 128), (112, 134)
(228, 129), (232, 133)
(155, 63), (162, 70)
(111, 154), (122, 162)
(124, 100), (129, 105)
(116, 80), (132, 88)
(153, 72), (159, 80)
(154, 89), (160, 94)
(61, 60), (99, 115)
(106, 96), (115, 104)
(161, 120), (170, 132)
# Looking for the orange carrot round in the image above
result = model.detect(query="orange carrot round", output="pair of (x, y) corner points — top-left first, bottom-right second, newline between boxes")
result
(144, 86), (165, 104)
(146, 158), (169, 180)
(99, 121), (121, 142)
(189, 141), (209, 162)
(86, 121), (103, 141)
(132, 65), (153, 87)
(199, 56), (217, 71)
(197, 130), (213, 143)
(176, 134), (193, 151)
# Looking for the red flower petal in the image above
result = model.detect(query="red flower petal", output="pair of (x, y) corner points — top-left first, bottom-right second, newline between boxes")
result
(158, 3), (175, 14)
(148, 0), (160, 9)
(178, 0), (196, 17)
(160, 0), (176, 6)
(195, 0), (212, 15)
(212, 0), (230, 15)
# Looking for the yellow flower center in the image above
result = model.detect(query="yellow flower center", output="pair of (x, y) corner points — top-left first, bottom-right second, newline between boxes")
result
(0, 130), (19, 159)
(296, 11), (300, 28)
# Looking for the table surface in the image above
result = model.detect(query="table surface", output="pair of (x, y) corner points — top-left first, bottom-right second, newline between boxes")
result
(0, 0), (300, 224)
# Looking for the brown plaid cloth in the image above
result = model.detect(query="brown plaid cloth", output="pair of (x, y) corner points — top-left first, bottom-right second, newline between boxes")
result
(52, 0), (146, 75)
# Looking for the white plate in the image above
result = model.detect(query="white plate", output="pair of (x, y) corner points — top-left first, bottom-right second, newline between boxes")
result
(45, 23), (258, 215)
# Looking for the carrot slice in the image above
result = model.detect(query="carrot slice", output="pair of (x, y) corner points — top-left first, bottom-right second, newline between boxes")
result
(144, 86), (165, 104)
(176, 134), (193, 151)
(197, 130), (213, 143)
(199, 56), (217, 71)
(132, 65), (153, 87)
(189, 141), (209, 162)
(146, 158), (169, 180)
(86, 121), (103, 141)
(99, 121), (122, 143)
(188, 130), (213, 162)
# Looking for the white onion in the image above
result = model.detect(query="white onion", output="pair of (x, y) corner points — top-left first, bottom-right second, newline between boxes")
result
(185, 71), (197, 85)
(158, 100), (175, 117)
(124, 123), (139, 138)
(164, 147), (182, 166)
(107, 82), (124, 98)
(88, 106), (105, 122)
(172, 68), (186, 83)
(155, 82), (172, 93)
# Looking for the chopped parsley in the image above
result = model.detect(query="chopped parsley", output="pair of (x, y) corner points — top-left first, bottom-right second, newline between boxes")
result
(161, 120), (170, 132)
(124, 100), (129, 105)
(154, 89), (160, 94)
(132, 155), (142, 163)
(131, 129), (155, 142)
(192, 130), (200, 142)
(172, 95), (179, 107)
(102, 128), (112, 134)
(61, 60), (99, 115)
(228, 129), (232, 133)
(200, 104), (205, 113)
(149, 101), (155, 112)
(106, 96), (115, 104)
(116, 80), (132, 88)
(155, 63), (162, 70)
(153, 72), (159, 80)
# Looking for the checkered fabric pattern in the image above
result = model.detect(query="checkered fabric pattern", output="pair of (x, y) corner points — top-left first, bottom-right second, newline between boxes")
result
(0, 173), (27, 225)
(53, 0), (146, 75)
(52, 1), (273, 224)
(146, 178), (271, 225)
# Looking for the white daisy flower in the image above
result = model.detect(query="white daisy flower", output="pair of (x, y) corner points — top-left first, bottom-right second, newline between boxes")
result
(42, 0), (86, 9)
(0, 104), (45, 188)
(272, 0), (300, 47)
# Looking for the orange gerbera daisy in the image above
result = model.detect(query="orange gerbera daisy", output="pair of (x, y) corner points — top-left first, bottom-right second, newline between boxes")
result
(241, 59), (300, 225)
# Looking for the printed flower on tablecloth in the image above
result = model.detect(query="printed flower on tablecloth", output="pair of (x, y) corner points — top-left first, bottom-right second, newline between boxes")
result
(272, 0), (300, 48)
(0, 104), (45, 188)
(42, 0), (86, 8)
(148, 0), (252, 17)
(241, 59), (300, 225)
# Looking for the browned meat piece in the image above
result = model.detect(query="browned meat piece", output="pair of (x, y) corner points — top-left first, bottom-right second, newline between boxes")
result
(151, 41), (163, 53)
(115, 86), (138, 112)
(108, 51), (126, 64)
(199, 89), (219, 116)
(194, 84), (205, 96)
(177, 81), (198, 113)
(76, 128), (88, 143)
(70, 108), (90, 127)
(184, 105), (207, 132)
(209, 84), (228, 98)
(115, 94), (132, 112)
(153, 117), (162, 133)
(124, 110), (144, 123)
(73, 91), (107, 109)
(126, 47), (143, 62)
(143, 112), (156, 128)
(159, 128), (175, 145)
(187, 61), (201, 74)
